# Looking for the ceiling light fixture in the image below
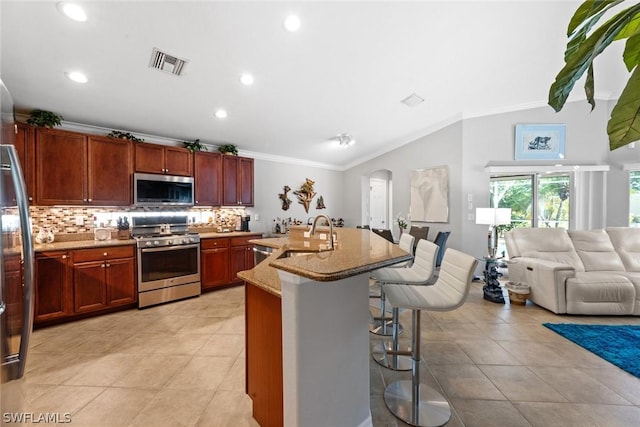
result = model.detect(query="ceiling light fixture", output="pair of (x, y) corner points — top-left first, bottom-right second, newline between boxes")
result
(215, 109), (228, 119)
(283, 15), (301, 32)
(66, 71), (88, 83)
(332, 133), (355, 148)
(240, 73), (254, 86)
(57, 2), (87, 22)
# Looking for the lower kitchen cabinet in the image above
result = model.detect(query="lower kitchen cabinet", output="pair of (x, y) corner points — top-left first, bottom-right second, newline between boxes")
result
(34, 245), (136, 326)
(34, 251), (72, 323)
(201, 238), (230, 290)
(230, 236), (256, 283)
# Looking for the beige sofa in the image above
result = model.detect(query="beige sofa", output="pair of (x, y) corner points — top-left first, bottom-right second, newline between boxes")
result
(504, 227), (640, 315)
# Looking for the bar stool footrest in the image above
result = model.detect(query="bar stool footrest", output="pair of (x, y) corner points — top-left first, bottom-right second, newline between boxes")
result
(371, 342), (412, 370)
(369, 320), (404, 336)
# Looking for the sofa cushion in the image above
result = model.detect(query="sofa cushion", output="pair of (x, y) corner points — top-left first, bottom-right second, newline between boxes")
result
(606, 227), (640, 272)
(508, 228), (585, 271)
(568, 230), (625, 272)
(566, 272), (635, 315)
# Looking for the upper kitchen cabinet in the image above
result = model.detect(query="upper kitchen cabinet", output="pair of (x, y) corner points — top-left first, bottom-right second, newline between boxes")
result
(12, 123), (35, 202)
(35, 128), (133, 205)
(194, 151), (222, 206)
(35, 128), (87, 205)
(222, 155), (254, 206)
(87, 136), (133, 205)
(135, 143), (193, 176)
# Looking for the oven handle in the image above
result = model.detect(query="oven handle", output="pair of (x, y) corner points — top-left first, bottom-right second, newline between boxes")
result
(139, 243), (201, 253)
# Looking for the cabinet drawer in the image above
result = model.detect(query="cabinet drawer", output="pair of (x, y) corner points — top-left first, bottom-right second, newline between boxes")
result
(201, 238), (230, 250)
(230, 235), (259, 247)
(73, 245), (135, 262)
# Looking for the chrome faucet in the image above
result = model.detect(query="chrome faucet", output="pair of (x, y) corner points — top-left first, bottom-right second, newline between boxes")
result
(310, 214), (334, 250)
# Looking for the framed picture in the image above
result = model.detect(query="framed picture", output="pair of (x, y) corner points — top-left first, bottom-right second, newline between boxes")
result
(514, 124), (566, 160)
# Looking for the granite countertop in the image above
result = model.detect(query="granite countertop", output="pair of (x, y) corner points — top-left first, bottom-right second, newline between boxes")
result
(34, 230), (263, 252)
(238, 228), (411, 297)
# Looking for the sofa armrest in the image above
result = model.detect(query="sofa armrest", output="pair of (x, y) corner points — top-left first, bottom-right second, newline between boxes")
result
(508, 257), (576, 313)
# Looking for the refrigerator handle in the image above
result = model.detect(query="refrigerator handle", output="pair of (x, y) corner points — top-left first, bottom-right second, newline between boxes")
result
(6, 146), (35, 379)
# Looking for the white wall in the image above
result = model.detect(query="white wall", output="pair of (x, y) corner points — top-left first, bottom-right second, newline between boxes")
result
(248, 158), (344, 234)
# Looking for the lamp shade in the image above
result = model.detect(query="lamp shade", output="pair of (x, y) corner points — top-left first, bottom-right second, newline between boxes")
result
(475, 208), (511, 226)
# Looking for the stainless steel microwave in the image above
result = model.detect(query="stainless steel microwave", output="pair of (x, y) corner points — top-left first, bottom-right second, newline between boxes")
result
(133, 173), (194, 207)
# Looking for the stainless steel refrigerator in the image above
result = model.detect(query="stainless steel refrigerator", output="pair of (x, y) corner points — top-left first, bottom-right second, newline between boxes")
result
(0, 78), (35, 417)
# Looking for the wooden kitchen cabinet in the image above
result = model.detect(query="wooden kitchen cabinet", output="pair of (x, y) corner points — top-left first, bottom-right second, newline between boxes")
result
(87, 135), (133, 205)
(230, 236), (256, 282)
(222, 155), (254, 206)
(11, 123), (35, 202)
(72, 245), (136, 313)
(34, 251), (72, 323)
(35, 128), (133, 205)
(194, 151), (222, 206)
(35, 128), (87, 205)
(201, 237), (230, 290)
(135, 143), (193, 176)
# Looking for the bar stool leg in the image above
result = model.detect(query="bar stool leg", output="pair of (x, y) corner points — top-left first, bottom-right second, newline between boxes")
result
(383, 310), (451, 427)
(369, 287), (403, 336)
(371, 306), (412, 370)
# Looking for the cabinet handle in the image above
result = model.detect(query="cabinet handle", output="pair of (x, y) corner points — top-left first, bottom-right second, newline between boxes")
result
(101, 264), (106, 268)
(106, 263), (111, 268)
(88, 198), (92, 202)
(103, 252), (108, 256)
(61, 255), (67, 259)
(28, 197), (33, 201)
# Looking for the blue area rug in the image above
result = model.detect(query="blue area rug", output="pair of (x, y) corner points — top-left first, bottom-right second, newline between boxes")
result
(543, 323), (640, 378)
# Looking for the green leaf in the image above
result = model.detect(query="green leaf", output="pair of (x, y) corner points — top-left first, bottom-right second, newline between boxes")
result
(565, 1), (623, 60)
(614, 9), (640, 39)
(568, 1), (622, 35)
(608, 65), (640, 149)
(624, 32), (640, 70)
(585, 63), (596, 110)
(549, 3), (640, 112)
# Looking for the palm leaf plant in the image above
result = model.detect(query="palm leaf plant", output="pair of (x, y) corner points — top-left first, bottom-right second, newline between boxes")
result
(549, 0), (640, 150)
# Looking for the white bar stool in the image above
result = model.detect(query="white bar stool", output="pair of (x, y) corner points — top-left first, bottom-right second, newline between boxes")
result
(370, 239), (438, 370)
(382, 249), (478, 427)
(369, 233), (415, 337)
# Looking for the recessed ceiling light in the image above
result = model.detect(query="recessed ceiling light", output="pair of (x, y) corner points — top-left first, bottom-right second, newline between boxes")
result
(215, 109), (228, 119)
(401, 93), (424, 107)
(283, 15), (301, 32)
(57, 2), (87, 22)
(66, 71), (88, 83)
(240, 73), (254, 86)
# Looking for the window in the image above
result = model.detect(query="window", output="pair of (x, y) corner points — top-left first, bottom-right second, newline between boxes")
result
(490, 173), (571, 229)
(630, 171), (640, 226)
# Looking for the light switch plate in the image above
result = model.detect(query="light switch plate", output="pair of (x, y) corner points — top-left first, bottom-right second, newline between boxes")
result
(75, 216), (84, 226)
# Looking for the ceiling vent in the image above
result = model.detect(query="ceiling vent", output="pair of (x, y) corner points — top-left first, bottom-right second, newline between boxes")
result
(149, 48), (187, 76)
(401, 93), (424, 107)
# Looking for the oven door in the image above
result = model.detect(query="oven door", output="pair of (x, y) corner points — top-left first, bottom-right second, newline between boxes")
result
(138, 244), (200, 292)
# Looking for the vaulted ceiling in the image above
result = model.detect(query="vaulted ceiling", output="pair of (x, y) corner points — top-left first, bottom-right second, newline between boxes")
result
(0, 1), (628, 170)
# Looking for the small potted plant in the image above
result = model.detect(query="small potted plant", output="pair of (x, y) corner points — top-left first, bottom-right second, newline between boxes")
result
(218, 144), (238, 156)
(107, 130), (145, 142)
(396, 213), (408, 235)
(26, 109), (63, 128)
(183, 138), (207, 153)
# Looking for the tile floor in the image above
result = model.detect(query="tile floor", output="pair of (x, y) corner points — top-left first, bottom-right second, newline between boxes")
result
(7, 282), (640, 426)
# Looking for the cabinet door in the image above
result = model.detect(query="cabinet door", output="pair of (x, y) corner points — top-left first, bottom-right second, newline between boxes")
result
(201, 248), (230, 289)
(73, 261), (108, 313)
(13, 123), (35, 202)
(135, 143), (165, 174)
(87, 136), (133, 205)
(230, 245), (254, 282)
(35, 129), (87, 205)
(238, 157), (254, 206)
(222, 155), (239, 205)
(194, 151), (222, 206)
(165, 146), (193, 176)
(35, 251), (71, 323)
(106, 258), (136, 306)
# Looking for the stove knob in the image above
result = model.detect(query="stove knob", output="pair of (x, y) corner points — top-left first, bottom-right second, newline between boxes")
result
(167, 240), (173, 245)
(153, 240), (160, 246)
(190, 238), (196, 243)
(182, 238), (189, 244)
(146, 241), (153, 247)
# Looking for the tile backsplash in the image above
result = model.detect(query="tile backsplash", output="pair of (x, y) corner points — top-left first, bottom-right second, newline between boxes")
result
(30, 206), (248, 235)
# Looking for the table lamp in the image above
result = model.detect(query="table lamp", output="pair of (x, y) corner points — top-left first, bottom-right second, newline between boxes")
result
(475, 207), (511, 259)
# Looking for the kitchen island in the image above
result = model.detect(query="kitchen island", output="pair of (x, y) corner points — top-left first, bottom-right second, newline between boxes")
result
(238, 228), (411, 427)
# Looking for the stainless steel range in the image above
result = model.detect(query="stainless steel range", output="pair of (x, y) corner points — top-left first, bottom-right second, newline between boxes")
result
(132, 215), (200, 308)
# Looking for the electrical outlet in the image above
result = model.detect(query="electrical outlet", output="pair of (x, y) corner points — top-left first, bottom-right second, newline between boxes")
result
(75, 216), (84, 226)
(468, 213), (474, 221)
(254, 214), (260, 221)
